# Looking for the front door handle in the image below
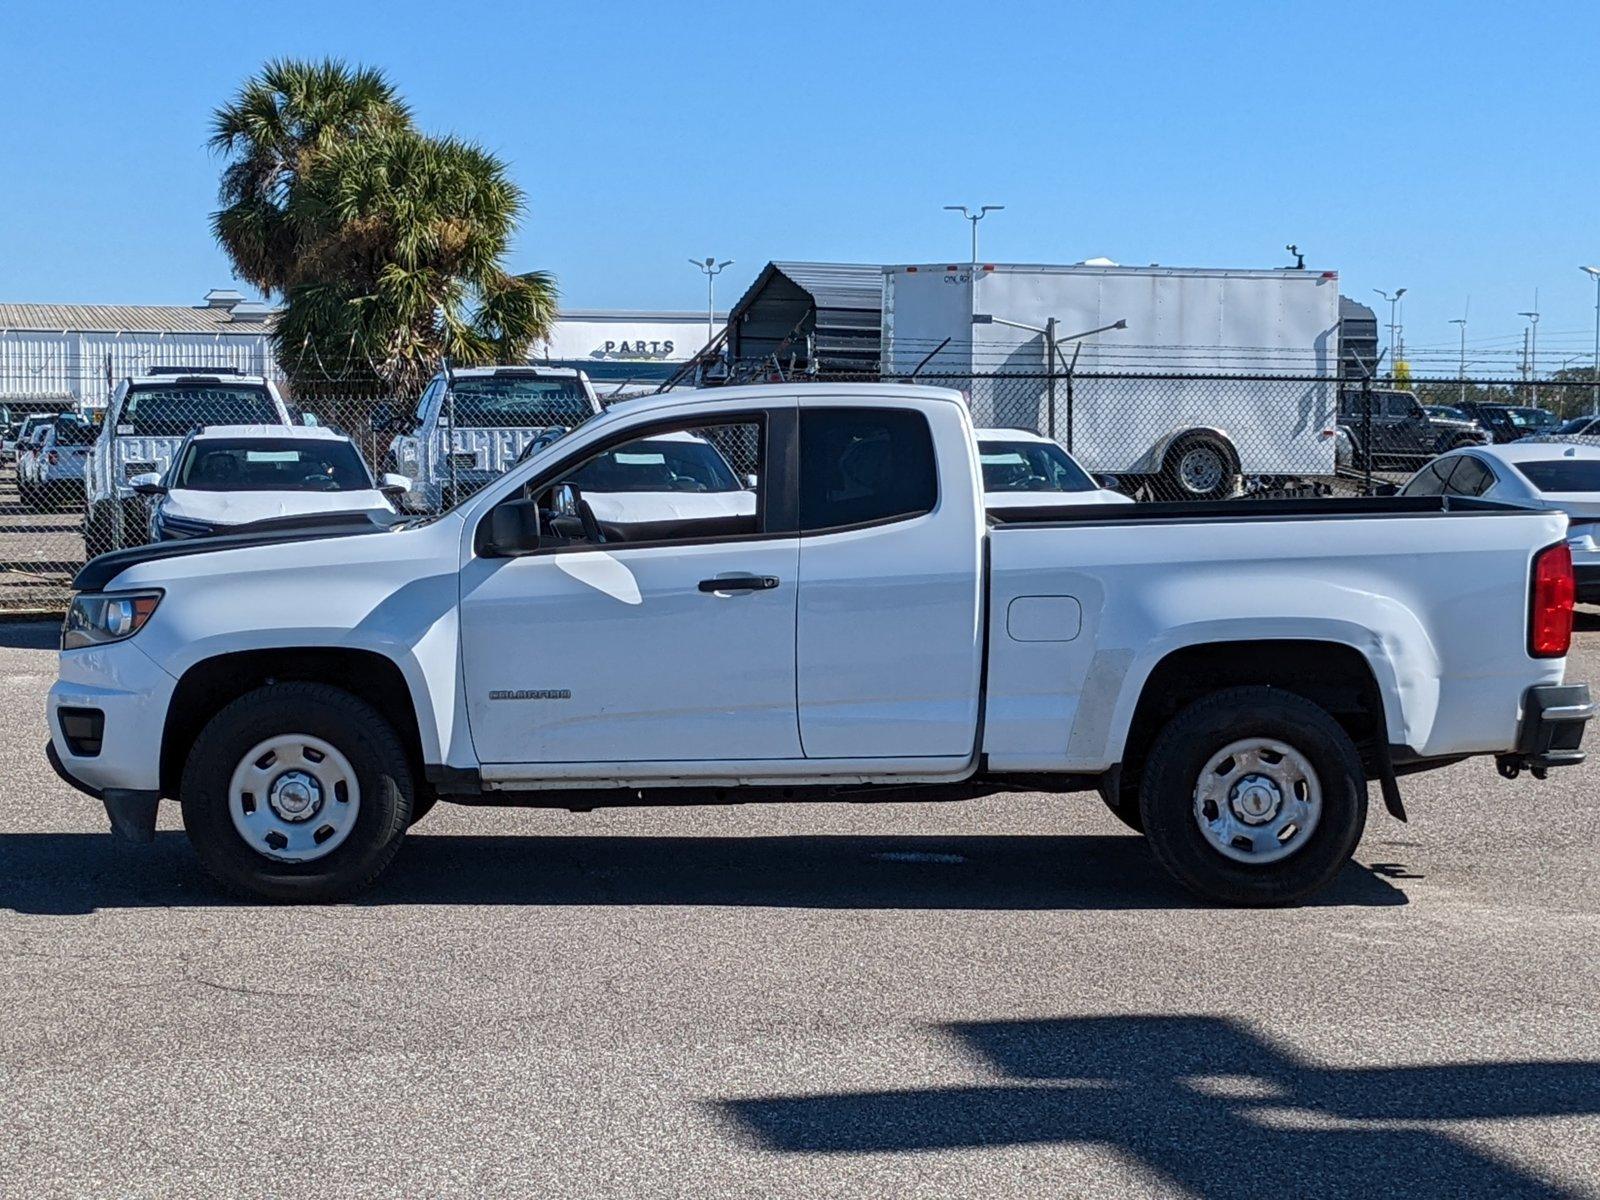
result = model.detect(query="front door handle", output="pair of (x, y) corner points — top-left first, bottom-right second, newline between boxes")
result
(698, 575), (779, 593)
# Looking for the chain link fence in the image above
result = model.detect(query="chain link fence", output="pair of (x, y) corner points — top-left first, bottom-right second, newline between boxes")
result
(0, 368), (1586, 613)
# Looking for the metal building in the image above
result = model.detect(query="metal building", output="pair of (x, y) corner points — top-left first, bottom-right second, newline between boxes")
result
(725, 262), (884, 374)
(0, 290), (276, 416)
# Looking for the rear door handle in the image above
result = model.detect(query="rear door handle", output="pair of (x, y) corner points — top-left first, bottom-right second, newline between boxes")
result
(698, 575), (779, 593)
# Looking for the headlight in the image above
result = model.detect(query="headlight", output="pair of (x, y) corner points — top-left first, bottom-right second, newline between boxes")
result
(62, 590), (162, 650)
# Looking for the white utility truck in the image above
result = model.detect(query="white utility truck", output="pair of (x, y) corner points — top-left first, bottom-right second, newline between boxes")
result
(382, 365), (602, 512)
(49, 384), (1590, 906)
(881, 263), (1342, 499)
(85, 369), (295, 556)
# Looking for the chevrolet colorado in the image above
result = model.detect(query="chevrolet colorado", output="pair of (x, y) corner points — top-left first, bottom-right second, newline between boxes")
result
(47, 384), (1592, 905)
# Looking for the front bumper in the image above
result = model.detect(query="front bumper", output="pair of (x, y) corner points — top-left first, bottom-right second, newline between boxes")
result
(47, 639), (175, 795)
(1501, 683), (1593, 774)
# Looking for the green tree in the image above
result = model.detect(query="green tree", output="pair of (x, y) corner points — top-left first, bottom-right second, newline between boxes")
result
(211, 59), (556, 398)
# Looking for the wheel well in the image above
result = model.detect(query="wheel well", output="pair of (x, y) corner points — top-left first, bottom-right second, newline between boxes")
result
(160, 648), (427, 798)
(1118, 640), (1387, 794)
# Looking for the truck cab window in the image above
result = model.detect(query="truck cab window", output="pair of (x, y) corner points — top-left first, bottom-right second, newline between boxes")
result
(798, 408), (937, 532)
(527, 419), (763, 548)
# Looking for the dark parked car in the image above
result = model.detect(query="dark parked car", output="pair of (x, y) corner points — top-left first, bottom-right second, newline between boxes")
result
(1459, 402), (1560, 444)
(1338, 389), (1487, 470)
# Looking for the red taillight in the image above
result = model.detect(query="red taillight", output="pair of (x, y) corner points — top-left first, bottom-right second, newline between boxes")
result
(1530, 542), (1575, 657)
(47, 451), (58, 465)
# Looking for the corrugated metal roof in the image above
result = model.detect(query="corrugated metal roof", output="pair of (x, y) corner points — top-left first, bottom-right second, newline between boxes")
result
(728, 262), (883, 321)
(0, 302), (275, 334)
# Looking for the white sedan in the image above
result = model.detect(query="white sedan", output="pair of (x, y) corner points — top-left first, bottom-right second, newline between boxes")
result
(1401, 441), (1600, 601)
(975, 428), (1133, 513)
(131, 424), (410, 542)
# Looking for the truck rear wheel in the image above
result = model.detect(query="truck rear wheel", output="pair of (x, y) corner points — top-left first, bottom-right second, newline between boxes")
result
(1137, 686), (1367, 906)
(180, 683), (414, 903)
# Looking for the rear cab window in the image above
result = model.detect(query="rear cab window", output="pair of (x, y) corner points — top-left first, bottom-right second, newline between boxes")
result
(798, 408), (937, 532)
(118, 384), (279, 435)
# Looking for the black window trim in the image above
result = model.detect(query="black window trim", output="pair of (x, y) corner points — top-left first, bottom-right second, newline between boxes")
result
(476, 406), (797, 558)
(795, 405), (941, 537)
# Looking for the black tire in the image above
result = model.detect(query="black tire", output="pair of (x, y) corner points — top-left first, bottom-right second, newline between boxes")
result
(180, 682), (414, 903)
(1162, 435), (1236, 501)
(1137, 686), (1367, 906)
(84, 503), (113, 560)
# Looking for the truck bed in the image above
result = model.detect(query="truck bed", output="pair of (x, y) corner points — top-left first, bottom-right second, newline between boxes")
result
(986, 494), (1528, 527)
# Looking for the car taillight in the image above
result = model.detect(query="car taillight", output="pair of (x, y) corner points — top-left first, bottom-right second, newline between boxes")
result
(47, 451), (58, 465)
(1530, 541), (1575, 658)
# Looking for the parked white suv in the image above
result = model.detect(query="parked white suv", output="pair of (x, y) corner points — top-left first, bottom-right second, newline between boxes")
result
(19, 414), (95, 510)
(131, 425), (409, 542)
(381, 365), (601, 512)
(86, 369), (294, 557)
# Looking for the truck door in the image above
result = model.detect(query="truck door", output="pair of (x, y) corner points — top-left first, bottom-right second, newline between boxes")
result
(794, 401), (985, 760)
(459, 406), (802, 765)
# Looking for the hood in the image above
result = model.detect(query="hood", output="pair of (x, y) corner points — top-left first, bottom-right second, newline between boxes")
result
(164, 488), (395, 525)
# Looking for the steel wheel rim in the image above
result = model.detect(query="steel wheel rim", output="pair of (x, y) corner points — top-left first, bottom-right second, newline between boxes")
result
(1179, 446), (1225, 494)
(1192, 737), (1322, 865)
(227, 733), (361, 863)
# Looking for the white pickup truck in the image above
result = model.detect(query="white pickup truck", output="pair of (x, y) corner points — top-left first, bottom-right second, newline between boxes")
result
(47, 383), (1592, 906)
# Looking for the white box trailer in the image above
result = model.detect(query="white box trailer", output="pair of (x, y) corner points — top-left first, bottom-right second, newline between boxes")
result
(881, 263), (1342, 498)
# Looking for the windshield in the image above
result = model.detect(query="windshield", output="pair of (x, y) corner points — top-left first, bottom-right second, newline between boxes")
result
(174, 438), (373, 493)
(1429, 406), (1470, 421)
(54, 416), (95, 445)
(1512, 459), (1600, 493)
(566, 437), (741, 493)
(978, 439), (1098, 493)
(447, 376), (595, 428)
(1503, 407), (1557, 430)
(120, 384), (279, 436)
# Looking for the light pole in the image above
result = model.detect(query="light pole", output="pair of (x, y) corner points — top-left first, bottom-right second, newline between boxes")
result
(1519, 291), (1541, 406)
(1449, 315), (1467, 405)
(690, 257), (733, 346)
(1583, 266), (1600, 416)
(972, 312), (1126, 446)
(1374, 288), (1406, 377)
(944, 204), (1004, 273)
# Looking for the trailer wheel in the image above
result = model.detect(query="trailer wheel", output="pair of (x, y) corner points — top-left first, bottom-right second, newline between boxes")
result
(1162, 435), (1236, 501)
(1137, 686), (1368, 906)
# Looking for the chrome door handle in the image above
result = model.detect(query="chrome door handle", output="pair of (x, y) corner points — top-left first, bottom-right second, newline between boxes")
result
(698, 575), (779, 593)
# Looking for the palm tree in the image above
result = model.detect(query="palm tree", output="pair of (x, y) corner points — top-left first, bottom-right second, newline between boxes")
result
(211, 60), (557, 397)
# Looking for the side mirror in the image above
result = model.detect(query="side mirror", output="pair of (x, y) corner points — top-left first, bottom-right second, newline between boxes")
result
(129, 473), (167, 496)
(484, 499), (542, 557)
(744, 473), (759, 489)
(1094, 474), (1120, 491)
(370, 403), (395, 433)
(550, 482), (580, 518)
(301, 411), (321, 427)
(379, 473), (411, 497)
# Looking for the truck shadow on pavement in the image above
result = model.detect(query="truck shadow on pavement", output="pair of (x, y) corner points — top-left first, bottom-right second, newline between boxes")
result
(0, 831), (1407, 914)
(722, 1013), (1599, 1198)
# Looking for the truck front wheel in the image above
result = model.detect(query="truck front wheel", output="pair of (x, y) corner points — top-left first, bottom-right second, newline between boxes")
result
(1137, 687), (1368, 906)
(180, 683), (415, 902)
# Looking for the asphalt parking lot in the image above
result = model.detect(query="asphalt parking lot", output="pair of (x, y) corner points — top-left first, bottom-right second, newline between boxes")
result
(3, 619), (1599, 1198)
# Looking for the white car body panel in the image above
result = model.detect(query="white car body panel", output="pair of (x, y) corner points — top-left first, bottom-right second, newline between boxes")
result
(160, 488), (395, 526)
(974, 428), (1133, 511)
(48, 383), (1574, 806)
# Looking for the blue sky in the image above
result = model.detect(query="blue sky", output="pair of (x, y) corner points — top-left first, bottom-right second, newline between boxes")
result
(2, 0), (1597, 372)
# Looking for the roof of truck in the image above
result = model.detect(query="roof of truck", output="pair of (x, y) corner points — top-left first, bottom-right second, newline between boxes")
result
(188, 424), (339, 441)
